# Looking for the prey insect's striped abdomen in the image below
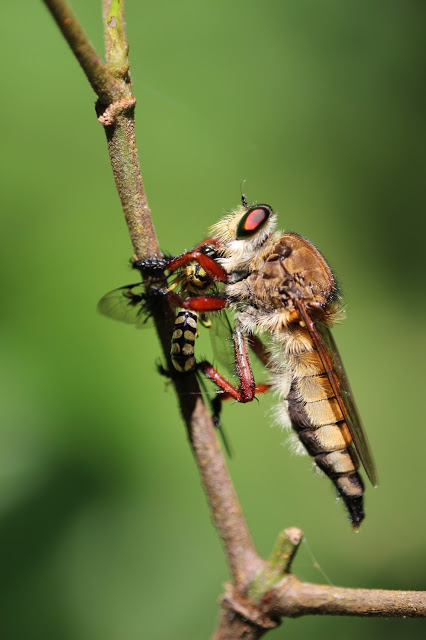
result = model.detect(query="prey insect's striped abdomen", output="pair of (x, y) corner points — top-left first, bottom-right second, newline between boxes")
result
(284, 332), (364, 526)
(171, 310), (198, 373)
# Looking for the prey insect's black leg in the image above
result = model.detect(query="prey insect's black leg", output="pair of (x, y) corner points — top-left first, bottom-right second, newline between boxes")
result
(132, 256), (171, 272)
(211, 394), (223, 429)
(156, 360), (174, 379)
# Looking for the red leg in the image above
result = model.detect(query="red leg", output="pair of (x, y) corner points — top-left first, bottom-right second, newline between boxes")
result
(167, 291), (227, 312)
(200, 361), (247, 401)
(233, 330), (256, 401)
(194, 237), (221, 249)
(167, 250), (227, 282)
(199, 361), (271, 402)
(215, 384), (272, 403)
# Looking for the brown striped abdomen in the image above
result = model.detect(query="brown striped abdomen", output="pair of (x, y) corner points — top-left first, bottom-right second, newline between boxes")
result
(286, 344), (365, 528)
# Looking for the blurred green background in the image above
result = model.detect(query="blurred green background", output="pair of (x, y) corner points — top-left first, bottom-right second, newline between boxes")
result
(1, 1), (425, 638)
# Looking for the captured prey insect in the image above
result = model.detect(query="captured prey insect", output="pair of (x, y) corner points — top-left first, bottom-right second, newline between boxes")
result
(97, 241), (245, 454)
(160, 198), (378, 529)
(97, 241), (226, 375)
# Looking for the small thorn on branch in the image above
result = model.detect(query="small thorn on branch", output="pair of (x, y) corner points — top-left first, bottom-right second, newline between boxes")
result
(248, 527), (303, 602)
(269, 527), (303, 575)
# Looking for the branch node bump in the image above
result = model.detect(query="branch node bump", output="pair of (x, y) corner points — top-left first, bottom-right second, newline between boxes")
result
(96, 95), (136, 126)
(221, 584), (279, 631)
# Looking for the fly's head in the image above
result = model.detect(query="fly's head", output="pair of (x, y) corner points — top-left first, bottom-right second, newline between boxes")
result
(210, 202), (277, 275)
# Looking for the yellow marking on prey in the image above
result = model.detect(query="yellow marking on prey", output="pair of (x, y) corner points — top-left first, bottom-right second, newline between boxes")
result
(184, 357), (196, 371)
(182, 344), (194, 356)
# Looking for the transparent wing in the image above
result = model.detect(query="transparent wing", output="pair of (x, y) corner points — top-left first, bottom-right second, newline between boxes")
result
(206, 309), (271, 394)
(98, 283), (154, 328)
(208, 310), (237, 376)
(296, 301), (378, 487)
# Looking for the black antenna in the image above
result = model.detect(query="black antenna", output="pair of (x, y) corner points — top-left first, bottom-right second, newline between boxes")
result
(240, 179), (248, 208)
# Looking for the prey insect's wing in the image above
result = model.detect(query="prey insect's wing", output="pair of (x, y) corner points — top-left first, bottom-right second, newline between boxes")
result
(98, 265), (181, 328)
(208, 305), (271, 376)
(296, 301), (378, 487)
(98, 283), (154, 328)
(208, 309), (237, 376)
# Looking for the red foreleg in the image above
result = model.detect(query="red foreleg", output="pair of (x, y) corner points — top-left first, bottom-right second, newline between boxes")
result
(167, 250), (227, 282)
(194, 237), (221, 249)
(200, 361), (246, 402)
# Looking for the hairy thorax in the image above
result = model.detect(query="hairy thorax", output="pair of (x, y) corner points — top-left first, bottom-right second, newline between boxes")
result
(225, 232), (337, 333)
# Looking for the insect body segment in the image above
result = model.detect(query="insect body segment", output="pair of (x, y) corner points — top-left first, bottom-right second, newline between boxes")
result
(170, 309), (198, 373)
(277, 322), (365, 527)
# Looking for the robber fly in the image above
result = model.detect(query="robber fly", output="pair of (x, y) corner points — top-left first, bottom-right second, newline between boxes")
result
(162, 198), (377, 529)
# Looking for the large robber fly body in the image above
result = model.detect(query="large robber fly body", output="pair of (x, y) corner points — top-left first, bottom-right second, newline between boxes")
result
(98, 199), (377, 529)
(202, 201), (378, 528)
(160, 200), (377, 528)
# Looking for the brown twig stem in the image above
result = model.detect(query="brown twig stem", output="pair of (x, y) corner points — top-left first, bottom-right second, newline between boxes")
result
(43, 0), (121, 103)
(43, 1), (426, 637)
(272, 577), (426, 617)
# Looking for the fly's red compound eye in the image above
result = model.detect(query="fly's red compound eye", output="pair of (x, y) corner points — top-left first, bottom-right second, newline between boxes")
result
(236, 205), (273, 239)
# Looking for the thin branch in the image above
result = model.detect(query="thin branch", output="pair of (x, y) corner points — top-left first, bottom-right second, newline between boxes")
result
(103, 0), (129, 75)
(213, 579), (426, 640)
(43, 0), (121, 103)
(272, 576), (426, 618)
(44, 1), (426, 638)
(183, 393), (263, 588)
